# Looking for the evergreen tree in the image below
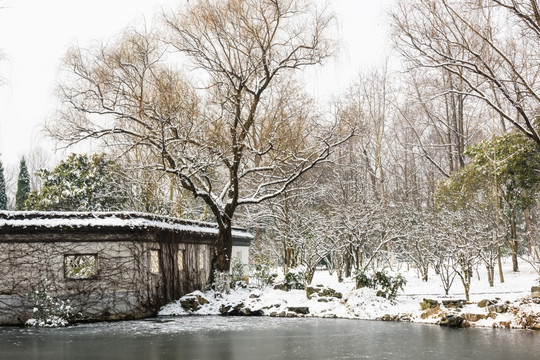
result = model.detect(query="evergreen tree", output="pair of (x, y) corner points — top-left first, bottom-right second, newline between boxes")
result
(0, 160), (7, 210)
(26, 153), (129, 211)
(15, 157), (30, 210)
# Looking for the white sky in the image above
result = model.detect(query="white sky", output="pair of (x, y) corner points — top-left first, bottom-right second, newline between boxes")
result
(0, 0), (394, 169)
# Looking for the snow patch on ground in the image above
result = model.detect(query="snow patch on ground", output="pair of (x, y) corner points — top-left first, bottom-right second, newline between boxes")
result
(159, 260), (540, 329)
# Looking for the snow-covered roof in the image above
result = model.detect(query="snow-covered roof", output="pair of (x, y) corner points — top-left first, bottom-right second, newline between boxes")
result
(0, 211), (254, 242)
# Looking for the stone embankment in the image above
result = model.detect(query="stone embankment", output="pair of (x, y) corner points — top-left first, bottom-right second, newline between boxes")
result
(417, 286), (540, 330)
(162, 285), (540, 330)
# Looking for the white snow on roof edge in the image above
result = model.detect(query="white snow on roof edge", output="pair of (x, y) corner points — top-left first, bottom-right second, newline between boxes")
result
(0, 211), (254, 241)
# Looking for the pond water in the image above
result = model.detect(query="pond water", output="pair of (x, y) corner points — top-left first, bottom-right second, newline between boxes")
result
(0, 317), (539, 360)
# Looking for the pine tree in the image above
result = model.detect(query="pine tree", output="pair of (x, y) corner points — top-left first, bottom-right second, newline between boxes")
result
(15, 157), (30, 210)
(0, 160), (7, 210)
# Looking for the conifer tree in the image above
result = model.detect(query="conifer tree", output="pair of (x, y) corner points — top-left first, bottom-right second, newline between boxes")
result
(26, 153), (129, 211)
(15, 157), (30, 210)
(0, 160), (7, 210)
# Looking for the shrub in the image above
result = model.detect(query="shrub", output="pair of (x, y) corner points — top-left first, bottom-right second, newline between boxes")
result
(230, 258), (248, 289)
(250, 256), (277, 289)
(284, 270), (305, 290)
(25, 279), (73, 327)
(354, 270), (374, 289)
(354, 270), (407, 299)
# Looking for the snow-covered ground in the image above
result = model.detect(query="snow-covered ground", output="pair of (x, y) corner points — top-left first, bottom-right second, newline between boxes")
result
(159, 259), (540, 330)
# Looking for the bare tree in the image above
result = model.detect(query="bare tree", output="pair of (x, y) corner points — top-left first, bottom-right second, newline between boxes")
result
(25, 146), (54, 192)
(49, 0), (350, 272)
(392, 0), (540, 147)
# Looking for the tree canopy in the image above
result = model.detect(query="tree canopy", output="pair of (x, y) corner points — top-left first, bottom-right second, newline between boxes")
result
(15, 157), (30, 211)
(26, 153), (129, 212)
(48, 0), (350, 271)
(0, 160), (7, 210)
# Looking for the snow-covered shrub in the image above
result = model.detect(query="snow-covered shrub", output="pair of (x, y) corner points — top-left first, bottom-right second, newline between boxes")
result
(284, 269), (305, 290)
(212, 271), (231, 294)
(25, 279), (72, 327)
(250, 256), (277, 289)
(354, 270), (375, 289)
(230, 258), (247, 288)
(354, 270), (406, 299)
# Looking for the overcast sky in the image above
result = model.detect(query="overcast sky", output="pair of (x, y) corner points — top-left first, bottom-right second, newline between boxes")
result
(0, 0), (393, 170)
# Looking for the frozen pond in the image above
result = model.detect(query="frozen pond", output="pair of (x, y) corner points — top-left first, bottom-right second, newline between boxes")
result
(0, 316), (539, 359)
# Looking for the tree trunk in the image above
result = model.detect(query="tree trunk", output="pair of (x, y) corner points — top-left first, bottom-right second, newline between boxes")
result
(486, 264), (494, 287)
(213, 219), (233, 272)
(497, 245), (505, 283)
(344, 249), (352, 278)
(284, 242), (291, 274)
(422, 263), (428, 282)
(509, 209), (519, 272)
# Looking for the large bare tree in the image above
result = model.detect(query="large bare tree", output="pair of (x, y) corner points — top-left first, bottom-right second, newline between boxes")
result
(49, 0), (350, 272)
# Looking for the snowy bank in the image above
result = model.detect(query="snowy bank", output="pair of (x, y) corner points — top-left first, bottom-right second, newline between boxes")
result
(159, 261), (540, 330)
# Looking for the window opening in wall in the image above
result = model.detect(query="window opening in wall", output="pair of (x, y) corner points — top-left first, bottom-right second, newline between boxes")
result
(150, 250), (160, 274)
(64, 254), (97, 279)
(198, 248), (205, 271)
(177, 250), (184, 271)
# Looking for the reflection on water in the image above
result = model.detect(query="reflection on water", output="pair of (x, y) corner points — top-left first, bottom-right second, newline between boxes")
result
(0, 316), (539, 360)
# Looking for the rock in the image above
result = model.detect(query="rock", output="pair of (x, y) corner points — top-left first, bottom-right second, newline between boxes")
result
(273, 283), (288, 291)
(306, 286), (321, 299)
(269, 312), (277, 317)
(531, 286), (540, 293)
(238, 307), (264, 316)
(250, 309), (264, 316)
(240, 307), (263, 316)
(379, 314), (399, 322)
(180, 297), (200, 312)
(249, 292), (261, 299)
(529, 324), (540, 330)
(376, 290), (387, 298)
(178, 292), (210, 312)
(220, 302), (245, 316)
(494, 321), (511, 329)
(317, 298), (329, 303)
(219, 305), (231, 315)
(308, 286), (342, 300)
(421, 299), (440, 310)
(420, 307), (442, 319)
(220, 302), (263, 317)
(439, 314), (465, 328)
(462, 313), (487, 322)
(196, 295), (209, 305)
(442, 300), (466, 308)
(323, 314), (337, 318)
(488, 304), (509, 314)
(239, 307), (251, 316)
(287, 306), (310, 315)
(532, 294), (540, 300)
(286, 312), (298, 317)
(321, 288), (341, 298)
(477, 299), (494, 308)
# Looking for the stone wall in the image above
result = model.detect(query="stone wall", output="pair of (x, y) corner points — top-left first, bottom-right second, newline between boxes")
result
(0, 231), (213, 325)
